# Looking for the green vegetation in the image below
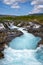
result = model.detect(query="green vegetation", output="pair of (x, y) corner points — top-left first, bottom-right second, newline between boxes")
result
(0, 14), (43, 24)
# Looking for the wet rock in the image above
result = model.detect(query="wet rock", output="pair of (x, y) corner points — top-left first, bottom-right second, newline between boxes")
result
(5, 29), (23, 43)
(0, 30), (23, 45)
(0, 25), (23, 59)
(37, 39), (43, 47)
(0, 52), (4, 59)
(25, 22), (43, 47)
(25, 22), (43, 38)
(0, 23), (5, 30)
(17, 21), (25, 27)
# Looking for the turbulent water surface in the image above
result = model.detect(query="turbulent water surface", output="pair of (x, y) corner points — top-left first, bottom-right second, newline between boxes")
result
(0, 26), (43, 65)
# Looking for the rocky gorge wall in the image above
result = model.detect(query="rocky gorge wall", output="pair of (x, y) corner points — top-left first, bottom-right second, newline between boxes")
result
(0, 21), (43, 59)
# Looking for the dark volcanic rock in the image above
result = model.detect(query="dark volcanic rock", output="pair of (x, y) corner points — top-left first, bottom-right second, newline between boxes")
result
(0, 29), (23, 44)
(0, 28), (23, 58)
(37, 39), (43, 47)
(17, 21), (30, 27)
(5, 29), (23, 43)
(22, 21), (43, 47)
(25, 22), (43, 46)
(0, 52), (4, 59)
(17, 21), (25, 27)
(25, 22), (43, 38)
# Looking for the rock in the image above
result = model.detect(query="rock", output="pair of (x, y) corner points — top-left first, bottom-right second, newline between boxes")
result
(0, 52), (4, 59)
(0, 42), (6, 52)
(25, 22), (43, 38)
(0, 22), (23, 59)
(0, 28), (23, 58)
(37, 39), (43, 47)
(24, 21), (43, 47)
(0, 23), (5, 30)
(0, 29), (23, 44)
(17, 22), (25, 27)
(17, 21), (30, 27)
(5, 29), (23, 43)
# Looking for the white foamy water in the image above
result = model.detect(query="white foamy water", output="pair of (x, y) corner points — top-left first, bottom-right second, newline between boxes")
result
(0, 46), (43, 65)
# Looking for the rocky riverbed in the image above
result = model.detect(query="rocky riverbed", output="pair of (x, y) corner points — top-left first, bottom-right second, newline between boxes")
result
(24, 22), (43, 47)
(0, 22), (23, 58)
(17, 21), (43, 46)
(0, 21), (43, 58)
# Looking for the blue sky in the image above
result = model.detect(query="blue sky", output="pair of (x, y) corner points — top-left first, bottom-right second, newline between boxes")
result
(0, 0), (43, 16)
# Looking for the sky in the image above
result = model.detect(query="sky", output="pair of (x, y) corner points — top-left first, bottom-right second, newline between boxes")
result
(0, 0), (43, 16)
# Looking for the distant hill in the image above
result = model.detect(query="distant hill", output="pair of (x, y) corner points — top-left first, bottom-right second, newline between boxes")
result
(29, 13), (43, 16)
(0, 13), (43, 17)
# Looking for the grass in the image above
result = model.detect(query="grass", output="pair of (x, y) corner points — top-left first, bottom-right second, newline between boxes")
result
(0, 14), (43, 25)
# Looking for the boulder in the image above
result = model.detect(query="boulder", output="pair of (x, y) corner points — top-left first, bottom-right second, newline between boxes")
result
(37, 39), (43, 47)
(0, 52), (4, 59)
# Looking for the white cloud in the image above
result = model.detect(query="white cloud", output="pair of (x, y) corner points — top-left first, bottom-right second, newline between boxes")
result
(3, 0), (27, 5)
(3, 0), (28, 8)
(11, 5), (20, 8)
(1, 0), (43, 12)
(31, 0), (43, 5)
(37, 5), (43, 9)
(11, 3), (20, 8)
(30, 0), (43, 14)
(3, 0), (13, 5)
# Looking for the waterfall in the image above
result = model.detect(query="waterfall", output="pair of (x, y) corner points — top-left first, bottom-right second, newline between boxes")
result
(0, 25), (43, 65)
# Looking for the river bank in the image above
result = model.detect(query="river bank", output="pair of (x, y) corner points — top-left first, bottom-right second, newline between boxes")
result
(0, 23), (23, 58)
(17, 21), (43, 46)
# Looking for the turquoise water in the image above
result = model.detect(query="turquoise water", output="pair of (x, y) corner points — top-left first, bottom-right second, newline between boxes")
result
(0, 26), (43, 65)
(9, 32), (40, 50)
(9, 27), (41, 50)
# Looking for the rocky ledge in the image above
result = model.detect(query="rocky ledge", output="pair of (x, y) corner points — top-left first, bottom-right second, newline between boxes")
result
(24, 22), (43, 46)
(37, 39), (43, 47)
(0, 24), (23, 58)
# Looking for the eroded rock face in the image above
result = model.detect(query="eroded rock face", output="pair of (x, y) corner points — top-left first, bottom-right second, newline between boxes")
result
(25, 22), (43, 38)
(0, 42), (5, 59)
(38, 39), (43, 47)
(0, 26), (23, 58)
(0, 23), (5, 30)
(0, 29), (23, 43)
(25, 22), (43, 47)
(0, 52), (4, 59)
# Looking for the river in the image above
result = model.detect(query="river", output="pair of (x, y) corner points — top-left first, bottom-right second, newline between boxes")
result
(0, 26), (43, 65)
